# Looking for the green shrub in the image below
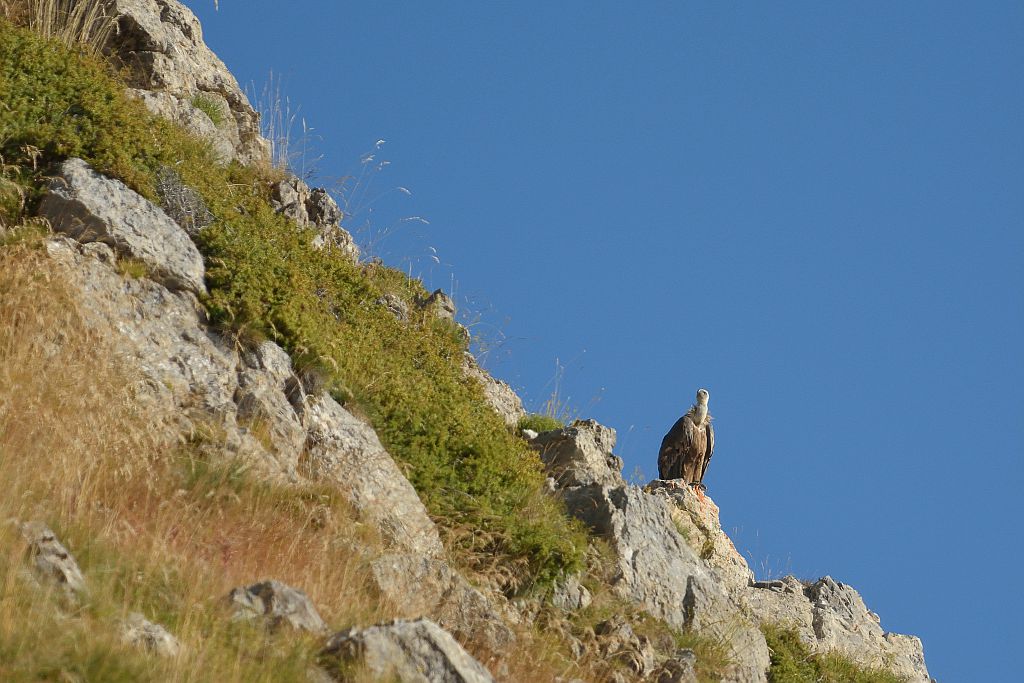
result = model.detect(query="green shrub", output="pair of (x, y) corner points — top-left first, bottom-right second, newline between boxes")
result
(762, 624), (907, 683)
(519, 413), (564, 434)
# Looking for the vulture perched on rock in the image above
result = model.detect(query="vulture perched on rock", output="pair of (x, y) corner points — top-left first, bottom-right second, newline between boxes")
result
(658, 388), (715, 489)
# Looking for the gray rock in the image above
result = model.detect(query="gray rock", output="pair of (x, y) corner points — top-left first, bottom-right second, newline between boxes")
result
(376, 292), (410, 323)
(235, 342), (307, 479)
(320, 618), (495, 683)
(271, 177), (341, 229)
(532, 419), (626, 489)
(422, 289), (456, 321)
(121, 613), (181, 656)
(551, 576), (592, 612)
(299, 394), (445, 558)
(744, 575), (930, 683)
(645, 480), (754, 597)
(272, 176), (358, 260)
(18, 522), (85, 595)
(107, 0), (269, 165)
(369, 553), (516, 653)
(560, 484), (769, 683)
(462, 353), (525, 428)
(39, 159), (206, 294)
(227, 579), (327, 634)
(43, 237), (285, 477)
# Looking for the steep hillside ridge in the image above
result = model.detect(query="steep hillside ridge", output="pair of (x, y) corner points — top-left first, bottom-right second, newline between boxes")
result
(0, 2), (931, 682)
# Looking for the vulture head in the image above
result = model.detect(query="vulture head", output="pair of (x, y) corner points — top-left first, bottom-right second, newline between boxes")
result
(693, 388), (710, 425)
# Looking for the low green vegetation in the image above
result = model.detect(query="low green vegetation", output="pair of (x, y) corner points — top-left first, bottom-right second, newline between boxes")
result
(762, 624), (907, 683)
(191, 92), (227, 126)
(0, 18), (586, 590)
(518, 413), (565, 433)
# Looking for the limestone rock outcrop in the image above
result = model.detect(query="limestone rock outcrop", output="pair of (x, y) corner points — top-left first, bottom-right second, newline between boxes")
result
(540, 422), (770, 683)
(39, 158), (206, 294)
(368, 553), (516, 653)
(650, 478), (931, 683)
(745, 576), (930, 682)
(106, 0), (269, 165)
(320, 618), (496, 683)
(531, 419), (626, 488)
(271, 176), (359, 261)
(299, 393), (445, 559)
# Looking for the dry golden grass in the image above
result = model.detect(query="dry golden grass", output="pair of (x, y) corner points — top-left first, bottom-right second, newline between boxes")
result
(0, 0), (116, 54)
(0, 240), (396, 680)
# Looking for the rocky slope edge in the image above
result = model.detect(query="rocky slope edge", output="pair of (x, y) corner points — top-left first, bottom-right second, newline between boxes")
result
(0, 2), (930, 682)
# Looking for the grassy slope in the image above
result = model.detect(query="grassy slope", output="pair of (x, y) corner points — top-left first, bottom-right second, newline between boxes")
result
(0, 18), (585, 589)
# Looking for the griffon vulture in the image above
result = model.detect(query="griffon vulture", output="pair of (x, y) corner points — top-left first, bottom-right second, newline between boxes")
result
(658, 388), (715, 489)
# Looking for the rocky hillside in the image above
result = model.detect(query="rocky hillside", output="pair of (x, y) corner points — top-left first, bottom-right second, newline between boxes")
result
(0, 2), (930, 682)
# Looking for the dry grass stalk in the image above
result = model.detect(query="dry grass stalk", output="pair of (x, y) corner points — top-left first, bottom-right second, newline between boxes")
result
(0, 0), (116, 55)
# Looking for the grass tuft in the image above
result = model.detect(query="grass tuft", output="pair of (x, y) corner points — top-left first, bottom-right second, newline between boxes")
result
(0, 0), (115, 55)
(190, 92), (227, 127)
(519, 413), (565, 434)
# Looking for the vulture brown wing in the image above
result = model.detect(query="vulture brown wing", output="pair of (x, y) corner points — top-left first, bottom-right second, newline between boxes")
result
(658, 414), (694, 480)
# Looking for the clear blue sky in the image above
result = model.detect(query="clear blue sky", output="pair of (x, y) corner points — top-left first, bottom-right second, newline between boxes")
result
(186, 2), (1023, 679)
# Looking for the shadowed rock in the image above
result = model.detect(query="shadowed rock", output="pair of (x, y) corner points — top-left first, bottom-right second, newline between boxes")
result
(271, 176), (358, 260)
(652, 649), (698, 683)
(369, 553), (516, 653)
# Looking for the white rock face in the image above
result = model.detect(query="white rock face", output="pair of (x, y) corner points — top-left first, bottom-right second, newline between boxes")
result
(39, 159), (206, 294)
(107, 0), (270, 165)
(646, 480), (754, 598)
(320, 618), (496, 683)
(562, 484), (770, 683)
